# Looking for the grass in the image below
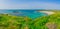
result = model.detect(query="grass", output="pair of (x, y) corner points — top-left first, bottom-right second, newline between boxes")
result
(0, 11), (60, 29)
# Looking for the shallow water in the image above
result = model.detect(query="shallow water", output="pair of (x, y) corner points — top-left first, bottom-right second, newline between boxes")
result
(0, 10), (47, 19)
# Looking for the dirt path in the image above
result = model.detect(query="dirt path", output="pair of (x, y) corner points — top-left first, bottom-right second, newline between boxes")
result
(46, 22), (57, 29)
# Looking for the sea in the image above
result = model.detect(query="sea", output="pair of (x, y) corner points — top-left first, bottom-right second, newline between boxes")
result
(0, 9), (47, 19)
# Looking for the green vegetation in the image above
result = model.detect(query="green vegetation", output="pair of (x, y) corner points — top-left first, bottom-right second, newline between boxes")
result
(0, 11), (60, 29)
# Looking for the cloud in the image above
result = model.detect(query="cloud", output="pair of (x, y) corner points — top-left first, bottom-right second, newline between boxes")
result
(0, 0), (60, 9)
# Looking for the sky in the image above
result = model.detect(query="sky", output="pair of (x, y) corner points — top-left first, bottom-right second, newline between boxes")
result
(0, 0), (60, 9)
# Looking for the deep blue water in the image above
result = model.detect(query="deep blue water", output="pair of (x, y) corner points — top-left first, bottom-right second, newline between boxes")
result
(0, 10), (47, 19)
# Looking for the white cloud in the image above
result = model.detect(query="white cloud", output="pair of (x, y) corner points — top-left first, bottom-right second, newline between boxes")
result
(0, 0), (60, 9)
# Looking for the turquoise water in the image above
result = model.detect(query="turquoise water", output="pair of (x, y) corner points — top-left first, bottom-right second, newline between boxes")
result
(0, 10), (47, 19)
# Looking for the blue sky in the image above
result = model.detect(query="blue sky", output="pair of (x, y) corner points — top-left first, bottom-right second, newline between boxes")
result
(0, 0), (60, 9)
